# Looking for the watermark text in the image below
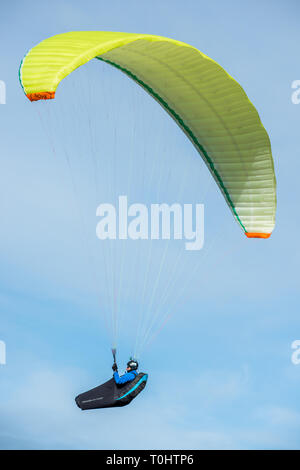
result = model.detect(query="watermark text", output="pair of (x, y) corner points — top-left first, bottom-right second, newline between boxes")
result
(291, 80), (300, 104)
(0, 80), (6, 104)
(291, 340), (300, 365)
(96, 196), (204, 250)
(0, 340), (6, 365)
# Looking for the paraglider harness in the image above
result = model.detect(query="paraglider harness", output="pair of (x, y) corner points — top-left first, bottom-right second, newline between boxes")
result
(75, 349), (148, 410)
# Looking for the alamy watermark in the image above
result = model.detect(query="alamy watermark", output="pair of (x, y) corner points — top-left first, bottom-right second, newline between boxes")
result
(0, 340), (6, 365)
(291, 80), (300, 104)
(0, 80), (6, 104)
(291, 340), (300, 365)
(96, 196), (204, 250)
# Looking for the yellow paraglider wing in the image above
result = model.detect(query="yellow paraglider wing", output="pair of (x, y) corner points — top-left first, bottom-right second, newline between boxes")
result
(19, 31), (276, 237)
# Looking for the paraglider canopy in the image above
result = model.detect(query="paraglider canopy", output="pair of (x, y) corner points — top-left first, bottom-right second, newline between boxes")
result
(19, 31), (276, 239)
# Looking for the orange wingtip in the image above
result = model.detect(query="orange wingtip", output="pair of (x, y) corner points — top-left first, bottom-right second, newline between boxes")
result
(245, 232), (271, 239)
(26, 91), (55, 102)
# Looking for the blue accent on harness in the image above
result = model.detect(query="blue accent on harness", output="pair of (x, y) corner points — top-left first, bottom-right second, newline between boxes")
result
(116, 374), (148, 400)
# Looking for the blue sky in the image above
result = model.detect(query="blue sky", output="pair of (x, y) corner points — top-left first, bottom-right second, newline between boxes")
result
(1, 0), (300, 450)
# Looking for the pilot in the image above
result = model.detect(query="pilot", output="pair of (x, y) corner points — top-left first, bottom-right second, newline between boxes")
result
(112, 359), (138, 384)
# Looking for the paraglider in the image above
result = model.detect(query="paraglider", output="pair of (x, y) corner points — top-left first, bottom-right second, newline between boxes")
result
(19, 31), (276, 408)
(75, 353), (147, 410)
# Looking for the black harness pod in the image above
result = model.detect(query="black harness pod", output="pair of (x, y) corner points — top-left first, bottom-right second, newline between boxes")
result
(75, 372), (148, 410)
